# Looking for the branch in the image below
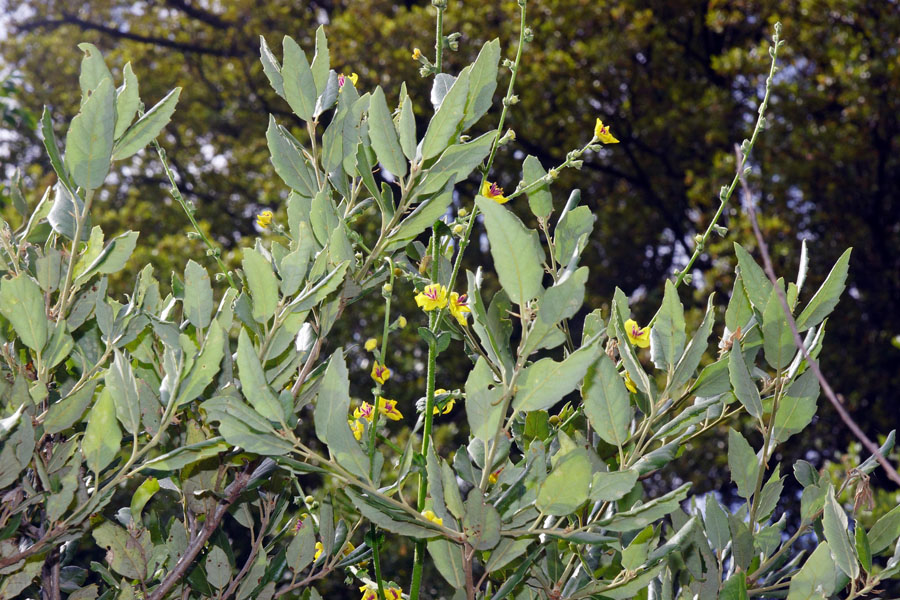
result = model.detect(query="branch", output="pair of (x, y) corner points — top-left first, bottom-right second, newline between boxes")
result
(15, 13), (243, 58)
(146, 465), (254, 600)
(736, 144), (900, 487)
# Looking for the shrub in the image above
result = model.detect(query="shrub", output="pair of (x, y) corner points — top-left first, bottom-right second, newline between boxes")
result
(1, 10), (898, 600)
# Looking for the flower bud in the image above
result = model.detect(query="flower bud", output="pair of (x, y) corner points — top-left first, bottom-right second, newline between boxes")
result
(397, 316), (407, 328)
(382, 283), (393, 295)
(304, 495), (315, 504)
(457, 207), (468, 218)
(524, 27), (534, 42)
(452, 224), (465, 236)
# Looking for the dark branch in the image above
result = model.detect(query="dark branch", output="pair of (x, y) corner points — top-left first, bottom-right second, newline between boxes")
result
(15, 13), (243, 58)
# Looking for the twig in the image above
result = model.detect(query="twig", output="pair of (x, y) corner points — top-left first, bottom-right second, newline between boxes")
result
(146, 465), (254, 600)
(736, 145), (900, 487)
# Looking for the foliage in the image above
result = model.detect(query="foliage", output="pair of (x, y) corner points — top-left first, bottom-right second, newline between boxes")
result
(1, 11), (899, 600)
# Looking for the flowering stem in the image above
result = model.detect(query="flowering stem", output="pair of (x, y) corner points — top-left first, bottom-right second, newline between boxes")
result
(669, 31), (781, 292)
(410, 232), (440, 600)
(434, 4), (445, 74)
(151, 138), (238, 291)
(434, 0), (528, 333)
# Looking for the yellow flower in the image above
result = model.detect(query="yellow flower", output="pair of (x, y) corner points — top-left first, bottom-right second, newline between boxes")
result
(360, 586), (378, 600)
(432, 390), (455, 415)
(594, 119), (620, 144)
(488, 468), (503, 485)
(349, 419), (364, 440)
(422, 509), (443, 526)
(480, 180), (509, 204)
(397, 315), (407, 328)
(342, 542), (356, 557)
(364, 338), (378, 352)
(256, 210), (273, 229)
(339, 72), (359, 89)
(412, 47), (422, 60)
(449, 292), (470, 326)
(360, 586), (402, 600)
(371, 362), (391, 384)
(623, 319), (650, 348)
(623, 372), (637, 394)
(314, 541), (324, 560)
(353, 402), (376, 422)
(414, 283), (448, 312)
(378, 398), (403, 421)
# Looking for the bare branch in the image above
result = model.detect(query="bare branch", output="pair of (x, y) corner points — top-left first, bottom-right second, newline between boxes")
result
(735, 144), (900, 487)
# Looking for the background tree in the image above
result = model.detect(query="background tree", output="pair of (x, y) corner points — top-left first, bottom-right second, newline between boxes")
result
(2, 0), (898, 536)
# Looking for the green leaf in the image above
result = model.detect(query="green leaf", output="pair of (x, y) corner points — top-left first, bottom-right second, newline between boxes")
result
(513, 343), (599, 412)
(727, 428), (759, 500)
(142, 437), (230, 471)
(704, 495), (731, 553)
(76, 230), (139, 281)
(598, 483), (691, 532)
(796, 248), (852, 331)
(418, 131), (493, 196)
(484, 539), (532, 573)
(428, 539), (466, 589)
(107, 351), (141, 435)
(385, 186), (454, 252)
(465, 357), (504, 442)
(589, 469), (638, 502)
(313, 352), (370, 479)
(398, 95), (416, 160)
(755, 465), (785, 522)
(205, 546), (231, 590)
(612, 309), (652, 397)
(555, 205), (595, 267)
(310, 26), (330, 95)
(285, 517), (316, 572)
(130, 477), (159, 522)
(583, 353), (631, 448)
(112, 87), (181, 161)
(44, 382), (97, 435)
(720, 572), (748, 600)
(259, 36), (284, 97)
(463, 490), (501, 550)
(734, 242), (772, 310)
(201, 396), (293, 455)
(114, 62), (140, 139)
(77, 43), (113, 99)
(236, 328), (284, 422)
(855, 525), (872, 573)
(82, 388), (121, 474)
(368, 87), (407, 178)
(176, 323), (225, 407)
(670, 294), (715, 391)
(728, 341), (763, 420)
(242, 247), (279, 322)
(539, 266), (588, 324)
(282, 36), (316, 121)
(823, 485), (859, 579)
(786, 542), (838, 600)
(773, 370), (819, 443)
(345, 488), (437, 538)
(726, 275), (754, 332)
(522, 155), (552, 219)
(537, 448), (591, 515)
(48, 183), (89, 241)
(266, 116), (316, 196)
(0, 274), (48, 352)
(442, 460), (465, 519)
(462, 39), (500, 129)
(184, 260), (213, 330)
(868, 504), (900, 555)
(92, 521), (148, 580)
(650, 280), (686, 372)
(422, 68), (470, 159)
(476, 196), (545, 305)
(762, 279), (795, 369)
(40, 108), (75, 192)
(65, 77), (115, 190)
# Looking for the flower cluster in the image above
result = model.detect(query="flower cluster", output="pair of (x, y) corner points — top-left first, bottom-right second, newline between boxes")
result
(360, 585), (402, 600)
(414, 284), (470, 326)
